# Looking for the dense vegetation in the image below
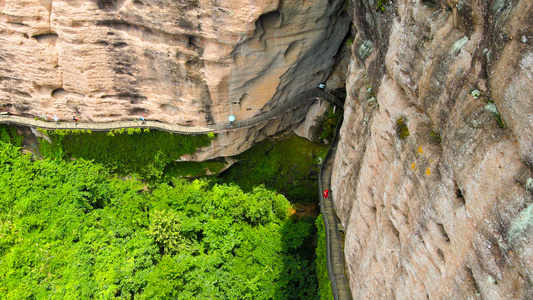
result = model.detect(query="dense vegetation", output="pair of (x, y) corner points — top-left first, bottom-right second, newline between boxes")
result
(35, 126), (335, 205)
(0, 125), (23, 147)
(220, 135), (328, 204)
(316, 215), (334, 300)
(0, 135), (320, 299)
(38, 129), (211, 178)
(314, 106), (342, 144)
(0, 119), (342, 298)
(161, 159), (226, 180)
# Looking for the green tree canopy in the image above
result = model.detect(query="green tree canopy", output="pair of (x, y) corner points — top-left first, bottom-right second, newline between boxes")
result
(0, 141), (318, 299)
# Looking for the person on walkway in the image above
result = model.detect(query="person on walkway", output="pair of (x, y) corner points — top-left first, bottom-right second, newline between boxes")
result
(323, 189), (329, 198)
(141, 114), (146, 124)
(53, 115), (59, 125)
(72, 116), (79, 124)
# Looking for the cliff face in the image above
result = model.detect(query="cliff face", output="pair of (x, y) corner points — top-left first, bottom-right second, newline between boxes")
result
(332, 0), (533, 298)
(4, 1), (533, 297)
(0, 0), (349, 159)
(0, 0), (348, 126)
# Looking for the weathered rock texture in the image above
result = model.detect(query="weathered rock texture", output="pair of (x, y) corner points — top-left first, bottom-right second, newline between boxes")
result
(184, 101), (311, 161)
(0, 0), (349, 127)
(294, 99), (330, 141)
(332, 0), (533, 298)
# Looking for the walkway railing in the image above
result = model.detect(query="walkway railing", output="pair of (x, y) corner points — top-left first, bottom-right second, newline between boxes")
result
(0, 88), (351, 298)
(318, 103), (351, 299)
(0, 90), (343, 135)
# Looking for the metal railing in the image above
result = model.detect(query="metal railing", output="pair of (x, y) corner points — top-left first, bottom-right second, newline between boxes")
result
(318, 107), (351, 299)
(0, 89), (350, 298)
(0, 90), (343, 134)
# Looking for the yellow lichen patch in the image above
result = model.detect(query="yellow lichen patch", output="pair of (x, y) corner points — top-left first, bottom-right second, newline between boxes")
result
(418, 146), (423, 154)
(426, 168), (431, 175)
(411, 162), (416, 170)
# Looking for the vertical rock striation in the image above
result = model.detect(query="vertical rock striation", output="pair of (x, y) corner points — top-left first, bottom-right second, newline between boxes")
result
(0, 0), (349, 127)
(333, 0), (533, 298)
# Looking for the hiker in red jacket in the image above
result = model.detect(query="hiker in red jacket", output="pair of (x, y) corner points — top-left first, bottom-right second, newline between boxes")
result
(323, 189), (329, 198)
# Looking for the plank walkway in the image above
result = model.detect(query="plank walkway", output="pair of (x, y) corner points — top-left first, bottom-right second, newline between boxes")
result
(0, 90), (342, 135)
(318, 111), (352, 299)
(0, 88), (351, 298)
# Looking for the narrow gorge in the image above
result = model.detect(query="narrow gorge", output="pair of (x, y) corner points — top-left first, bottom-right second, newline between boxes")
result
(1, 0), (532, 299)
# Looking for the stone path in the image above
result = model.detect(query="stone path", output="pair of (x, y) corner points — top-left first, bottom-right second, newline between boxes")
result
(0, 89), (342, 134)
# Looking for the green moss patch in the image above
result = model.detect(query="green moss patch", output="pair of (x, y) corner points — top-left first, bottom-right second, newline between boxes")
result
(429, 131), (442, 145)
(396, 117), (410, 140)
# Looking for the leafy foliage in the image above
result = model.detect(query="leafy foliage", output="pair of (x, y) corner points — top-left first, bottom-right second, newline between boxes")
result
(345, 38), (354, 47)
(315, 106), (342, 143)
(376, 0), (387, 12)
(160, 159), (226, 180)
(39, 129), (211, 178)
(220, 135), (328, 204)
(0, 141), (319, 299)
(0, 125), (23, 147)
(316, 215), (334, 300)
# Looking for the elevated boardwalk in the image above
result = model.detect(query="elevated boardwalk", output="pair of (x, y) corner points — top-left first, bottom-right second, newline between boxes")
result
(0, 88), (351, 298)
(318, 108), (351, 299)
(0, 90), (342, 134)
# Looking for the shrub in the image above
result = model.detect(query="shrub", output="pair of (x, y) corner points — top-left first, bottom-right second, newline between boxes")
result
(315, 106), (342, 144)
(358, 40), (374, 60)
(0, 125), (23, 147)
(316, 215), (333, 300)
(345, 38), (354, 47)
(508, 200), (533, 246)
(376, 0), (386, 12)
(160, 160), (226, 180)
(40, 130), (211, 178)
(127, 128), (141, 135)
(470, 89), (482, 98)
(220, 134), (327, 204)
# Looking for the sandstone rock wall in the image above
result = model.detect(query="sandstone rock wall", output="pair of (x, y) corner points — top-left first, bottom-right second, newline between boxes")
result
(0, 0), (349, 128)
(185, 99), (312, 161)
(333, 0), (533, 298)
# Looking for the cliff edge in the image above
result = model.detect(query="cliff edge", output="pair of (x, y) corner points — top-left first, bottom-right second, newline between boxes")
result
(333, 0), (533, 298)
